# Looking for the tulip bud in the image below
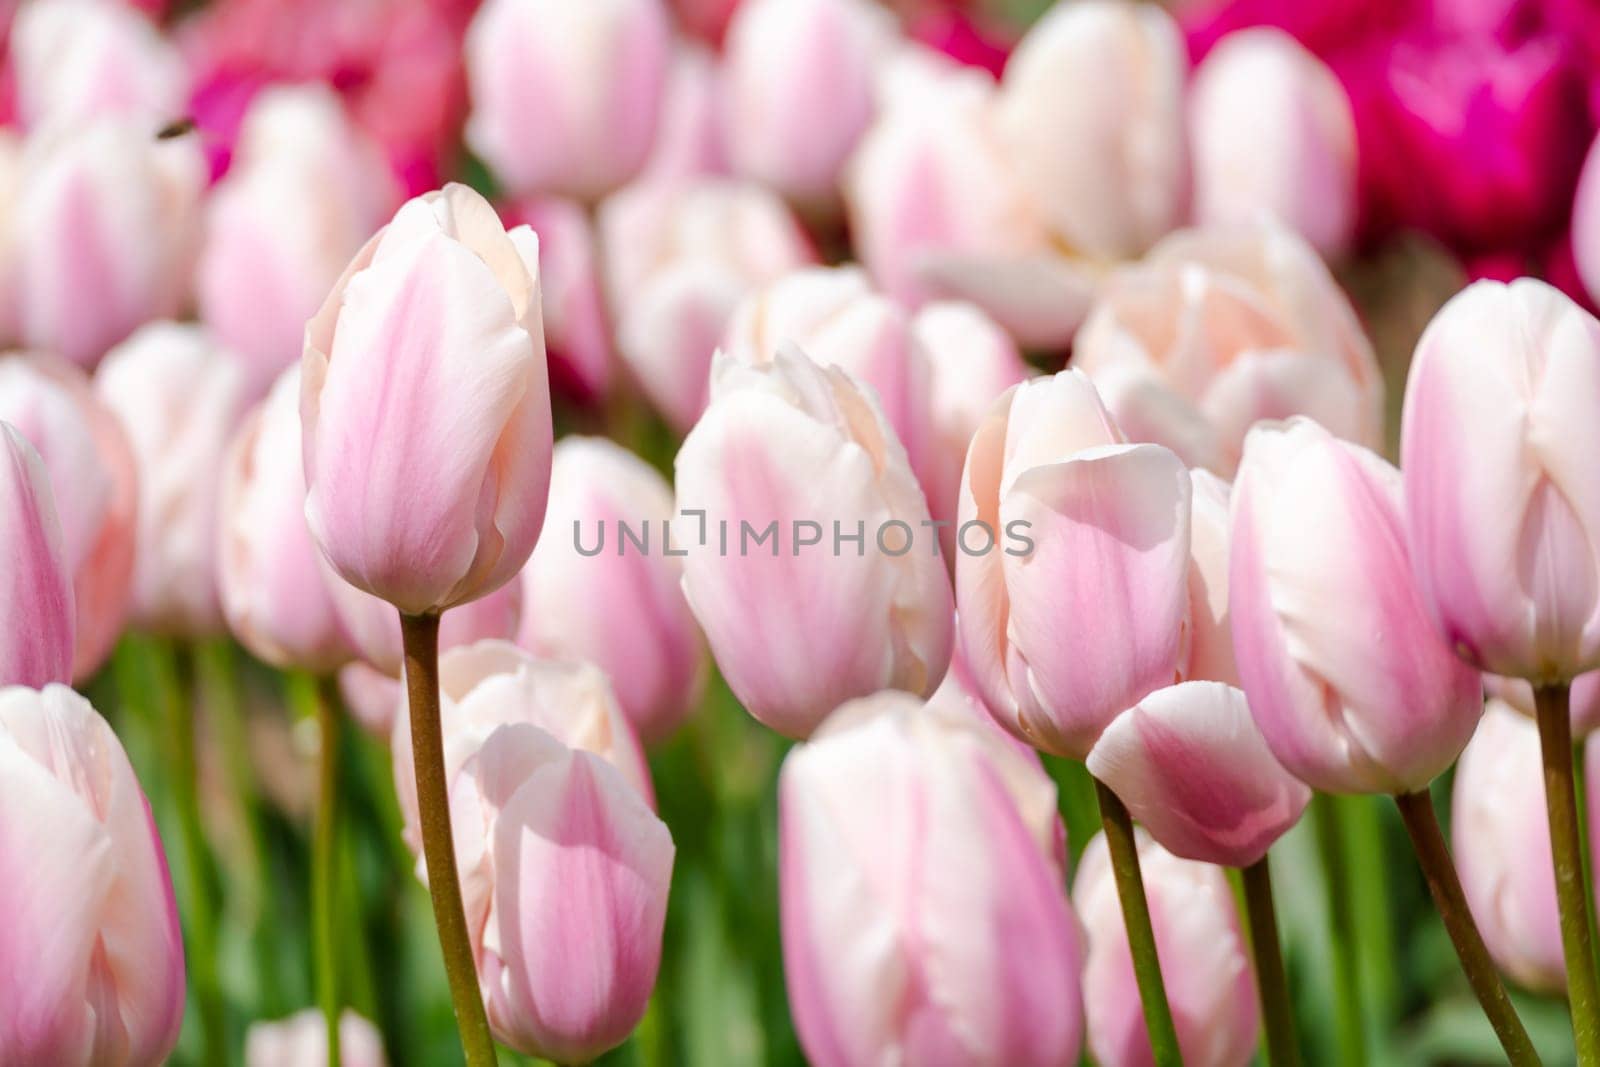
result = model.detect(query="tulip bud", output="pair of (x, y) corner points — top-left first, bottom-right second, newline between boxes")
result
(465, 0), (672, 199)
(11, 0), (186, 128)
(519, 438), (706, 743)
(0, 353), (136, 680)
(0, 424), (74, 689)
(13, 120), (203, 368)
(1074, 223), (1384, 475)
(956, 370), (1192, 759)
(1232, 417), (1482, 794)
(639, 44), (730, 182)
(0, 684), (184, 1065)
(1074, 829), (1259, 1067)
(198, 85), (400, 398)
(501, 198), (612, 402)
(97, 323), (250, 637)
(780, 689), (1085, 1066)
(245, 1010), (387, 1067)
(724, 0), (895, 207)
(1404, 278), (1600, 683)
(1189, 29), (1358, 258)
(301, 183), (553, 615)
(676, 347), (954, 738)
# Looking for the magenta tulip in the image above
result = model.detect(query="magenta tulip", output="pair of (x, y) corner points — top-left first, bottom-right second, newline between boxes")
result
(0, 423), (73, 689)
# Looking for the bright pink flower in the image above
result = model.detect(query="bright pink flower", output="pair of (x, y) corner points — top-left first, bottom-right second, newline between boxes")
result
(0, 424), (73, 689)
(909, 8), (1013, 78)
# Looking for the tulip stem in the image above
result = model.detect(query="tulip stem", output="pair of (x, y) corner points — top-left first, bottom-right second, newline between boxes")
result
(1311, 795), (1366, 1067)
(289, 672), (343, 1067)
(1536, 683), (1600, 1065)
(1241, 856), (1300, 1067)
(1393, 789), (1541, 1065)
(400, 612), (498, 1067)
(1093, 777), (1184, 1067)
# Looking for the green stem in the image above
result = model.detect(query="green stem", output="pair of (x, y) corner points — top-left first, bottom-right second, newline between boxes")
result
(290, 672), (342, 1067)
(1311, 794), (1367, 1067)
(1393, 789), (1541, 1065)
(1537, 683), (1600, 1065)
(1575, 736), (1600, 981)
(1241, 856), (1300, 1067)
(400, 612), (497, 1066)
(1093, 777), (1184, 1067)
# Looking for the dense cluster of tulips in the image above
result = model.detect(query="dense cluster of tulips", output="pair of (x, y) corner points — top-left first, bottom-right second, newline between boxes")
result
(10, 0), (1600, 1065)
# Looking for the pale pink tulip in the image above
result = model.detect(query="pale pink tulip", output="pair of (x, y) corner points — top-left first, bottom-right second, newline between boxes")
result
(502, 198), (612, 401)
(1403, 278), (1600, 683)
(245, 1010), (386, 1067)
(1574, 132), (1600, 308)
(11, 0), (186, 128)
(1189, 29), (1357, 258)
(332, 574), (523, 680)
(0, 353), (136, 680)
(0, 424), (73, 689)
(780, 689), (1084, 1066)
(518, 437), (706, 743)
(301, 183), (553, 615)
(1074, 223), (1384, 475)
(339, 661), (406, 739)
(955, 370), (1192, 759)
(675, 347), (954, 738)
(0, 133), (23, 347)
(1485, 671), (1600, 737)
(1074, 829), (1259, 1067)
(638, 44), (729, 182)
(1184, 468), (1238, 687)
(0, 684), (184, 1066)
(97, 323), (249, 637)
(465, 0), (672, 199)
(1231, 417), (1483, 794)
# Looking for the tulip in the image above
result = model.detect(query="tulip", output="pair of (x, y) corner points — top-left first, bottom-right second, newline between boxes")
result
(218, 366), (356, 673)
(339, 661), (406, 739)
(0, 424), (74, 689)
(1074, 223), (1385, 475)
(301, 182), (553, 616)
(1575, 130), (1600, 308)
(671, 0), (742, 44)
(638, 44), (730, 182)
(0, 353), (136, 680)
(723, 0), (896, 207)
(11, 0), (186, 128)
(12, 120), (203, 368)
(675, 346), (954, 738)
(245, 1009), (387, 1067)
(0, 684), (184, 1065)
(1189, 28), (1357, 258)
(464, 0), (672, 199)
(780, 689), (1085, 1066)
(519, 437), (706, 743)
(600, 178), (814, 431)
(197, 84), (401, 398)
(956, 370), (1192, 759)
(501, 198), (612, 402)
(333, 573), (523, 682)
(1074, 829), (1259, 1067)
(97, 323), (250, 638)
(1486, 671), (1600, 737)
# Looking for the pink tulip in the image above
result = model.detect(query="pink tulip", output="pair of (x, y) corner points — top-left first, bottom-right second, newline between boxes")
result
(0, 353), (136, 681)
(1088, 681), (1311, 867)
(1074, 223), (1385, 475)
(1485, 671), (1600, 737)
(956, 370), (1192, 759)
(519, 437), (706, 744)
(12, 119), (203, 368)
(1575, 130), (1600, 309)
(0, 684), (184, 1065)
(11, 0), (186, 128)
(1232, 417), (1482, 793)
(1184, 469), (1239, 686)
(637, 44), (730, 182)
(339, 660), (405, 739)
(218, 366), (356, 673)
(500, 198), (612, 403)
(97, 323), (250, 638)
(600, 178), (814, 430)
(724, 0), (895, 207)
(198, 84), (401, 398)
(464, 0), (672, 199)
(245, 1010), (386, 1067)
(301, 183), (553, 616)
(675, 347), (954, 738)
(1404, 278), (1600, 682)
(0, 424), (73, 689)
(1189, 28), (1357, 258)
(333, 572), (522, 686)
(780, 689), (1085, 1066)
(671, 0), (741, 44)
(1074, 829), (1260, 1067)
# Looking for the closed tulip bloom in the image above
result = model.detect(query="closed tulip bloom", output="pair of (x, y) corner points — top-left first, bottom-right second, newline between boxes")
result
(519, 438), (706, 743)
(13, 120), (203, 368)
(301, 183), (553, 615)
(780, 690), (1085, 1067)
(502, 198), (612, 401)
(638, 44), (730, 182)
(465, 0), (672, 199)
(0, 684), (184, 1066)
(1231, 417), (1483, 794)
(219, 367), (355, 673)
(956, 370), (1192, 759)
(676, 347), (954, 738)
(1184, 469), (1238, 686)
(1189, 29), (1357, 258)
(245, 1010), (386, 1067)
(724, 0), (895, 206)
(11, 0), (186, 128)
(198, 85), (400, 397)
(1403, 278), (1600, 683)
(0, 424), (74, 689)
(1074, 829), (1259, 1067)
(0, 354), (136, 680)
